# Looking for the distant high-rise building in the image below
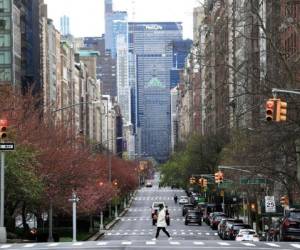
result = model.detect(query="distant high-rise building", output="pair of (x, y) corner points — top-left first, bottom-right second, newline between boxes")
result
(128, 22), (183, 162)
(60, 15), (70, 36)
(83, 36), (117, 97)
(104, 0), (127, 57)
(170, 39), (192, 89)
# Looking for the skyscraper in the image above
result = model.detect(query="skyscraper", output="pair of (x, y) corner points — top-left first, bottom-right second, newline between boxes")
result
(104, 0), (127, 58)
(128, 22), (183, 162)
(60, 15), (70, 36)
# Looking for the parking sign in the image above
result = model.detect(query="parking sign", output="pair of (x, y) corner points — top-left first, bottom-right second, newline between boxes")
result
(265, 196), (276, 213)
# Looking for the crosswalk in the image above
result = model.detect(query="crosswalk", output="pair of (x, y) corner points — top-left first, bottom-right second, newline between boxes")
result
(140, 188), (182, 193)
(0, 241), (300, 249)
(128, 207), (181, 212)
(134, 196), (176, 201)
(121, 216), (184, 221)
(105, 229), (219, 236)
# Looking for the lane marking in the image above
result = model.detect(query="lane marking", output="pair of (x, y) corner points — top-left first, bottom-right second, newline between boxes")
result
(291, 244), (300, 249)
(122, 241), (132, 245)
(169, 241), (180, 245)
(72, 242), (83, 246)
(47, 243), (59, 247)
(265, 243), (280, 247)
(0, 245), (12, 249)
(218, 242), (230, 246)
(193, 241), (204, 245)
(97, 242), (108, 246)
(205, 232), (210, 235)
(23, 244), (36, 248)
(146, 241), (156, 245)
(242, 243), (256, 247)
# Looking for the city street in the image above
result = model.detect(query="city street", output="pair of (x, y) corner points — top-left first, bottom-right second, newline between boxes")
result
(102, 173), (219, 242)
(1, 174), (300, 249)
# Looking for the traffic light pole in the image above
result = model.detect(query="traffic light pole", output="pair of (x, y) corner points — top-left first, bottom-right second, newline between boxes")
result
(271, 89), (300, 184)
(0, 151), (6, 243)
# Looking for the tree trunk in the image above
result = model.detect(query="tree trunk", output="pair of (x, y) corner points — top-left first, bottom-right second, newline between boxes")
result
(89, 215), (93, 233)
(48, 201), (54, 242)
(21, 202), (29, 234)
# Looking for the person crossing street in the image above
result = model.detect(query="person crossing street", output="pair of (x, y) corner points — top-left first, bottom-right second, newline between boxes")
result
(152, 204), (172, 240)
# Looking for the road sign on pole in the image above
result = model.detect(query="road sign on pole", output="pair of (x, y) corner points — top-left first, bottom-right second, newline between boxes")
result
(265, 196), (276, 213)
(0, 143), (14, 151)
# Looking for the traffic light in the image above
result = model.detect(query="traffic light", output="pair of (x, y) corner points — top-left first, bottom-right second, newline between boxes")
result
(0, 119), (8, 139)
(198, 178), (204, 187)
(276, 99), (287, 122)
(280, 195), (289, 207)
(219, 171), (224, 183)
(215, 172), (220, 184)
(113, 179), (118, 187)
(215, 171), (224, 184)
(265, 99), (277, 122)
(203, 178), (208, 187)
(189, 176), (196, 185)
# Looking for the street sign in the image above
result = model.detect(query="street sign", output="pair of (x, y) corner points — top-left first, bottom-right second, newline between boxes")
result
(0, 143), (15, 151)
(265, 196), (276, 213)
(240, 177), (270, 185)
(197, 197), (205, 204)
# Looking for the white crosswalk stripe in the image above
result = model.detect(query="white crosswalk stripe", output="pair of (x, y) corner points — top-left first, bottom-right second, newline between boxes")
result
(23, 244), (36, 248)
(169, 241), (180, 245)
(97, 242), (108, 246)
(193, 241), (204, 245)
(121, 241), (132, 245)
(0, 245), (12, 249)
(72, 242), (83, 246)
(242, 242), (256, 247)
(47, 243), (59, 247)
(218, 242), (230, 246)
(265, 243), (280, 247)
(146, 241), (156, 245)
(291, 244), (300, 249)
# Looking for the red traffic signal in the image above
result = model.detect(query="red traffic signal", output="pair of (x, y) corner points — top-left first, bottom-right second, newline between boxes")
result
(0, 119), (8, 139)
(266, 99), (276, 122)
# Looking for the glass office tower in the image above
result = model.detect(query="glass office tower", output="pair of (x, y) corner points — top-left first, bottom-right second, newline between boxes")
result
(128, 22), (182, 162)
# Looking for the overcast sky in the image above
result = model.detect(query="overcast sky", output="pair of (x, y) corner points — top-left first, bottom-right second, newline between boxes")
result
(44, 0), (199, 39)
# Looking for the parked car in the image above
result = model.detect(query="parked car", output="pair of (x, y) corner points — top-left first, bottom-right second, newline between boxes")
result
(211, 214), (228, 230)
(208, 212), (226, 227)
(182, 204), (195, 216)
(235, 229), (259, 242)
(178, 196), (189, 205)
(151, 202), (170, 226)
(279, 209), (300, 241)
(218, 218), (243, 239)
(224, 223), (251, 240)
(145, 181), (153, 187)
(185, 210), (202, 225)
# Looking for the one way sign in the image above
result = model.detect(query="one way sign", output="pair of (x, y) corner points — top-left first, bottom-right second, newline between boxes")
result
(0, 143), (15, 151)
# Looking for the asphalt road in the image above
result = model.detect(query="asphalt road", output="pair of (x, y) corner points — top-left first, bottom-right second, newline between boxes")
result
(1, 173), (300, 249)
(102, 173), (219, 242)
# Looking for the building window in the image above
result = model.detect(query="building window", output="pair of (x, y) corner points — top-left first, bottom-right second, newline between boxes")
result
(0, 16), (10, 31)
(0, 51), (10, 64)
(0, 0), (10, 13)
(0, 34), (10, 47)
(0, 67), (11, 81)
